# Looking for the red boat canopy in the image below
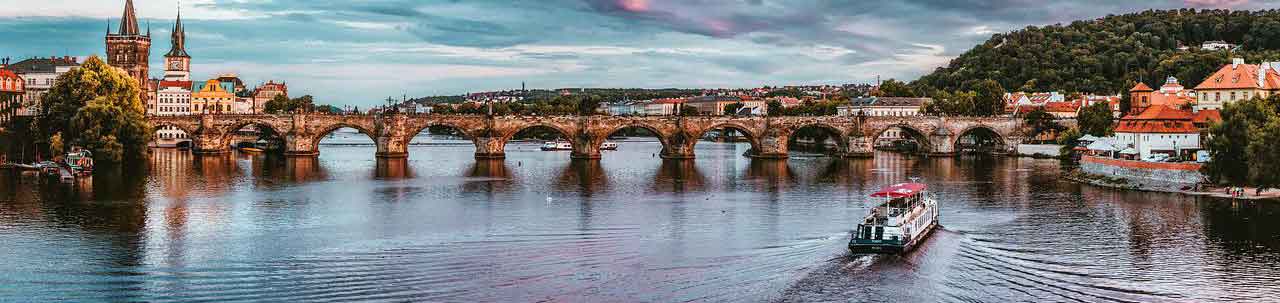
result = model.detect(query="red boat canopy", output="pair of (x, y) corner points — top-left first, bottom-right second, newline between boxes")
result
(870, 183), (927, 198)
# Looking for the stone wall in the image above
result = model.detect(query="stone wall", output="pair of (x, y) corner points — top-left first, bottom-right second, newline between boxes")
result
(1080, 156), (1205, 185)
(147, 114), (1035, 159)
(1016, 144), (1063, 157)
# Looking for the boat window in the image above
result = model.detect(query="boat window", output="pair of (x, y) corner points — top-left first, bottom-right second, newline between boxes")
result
(874, 226), (883, 240)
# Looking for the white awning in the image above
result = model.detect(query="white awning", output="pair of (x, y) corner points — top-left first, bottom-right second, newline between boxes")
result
(1119, 148), (1139, 155)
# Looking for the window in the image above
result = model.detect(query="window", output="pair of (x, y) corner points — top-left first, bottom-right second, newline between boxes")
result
(1231, 92), (1237, 101)
(1216, 92), (1221, 101)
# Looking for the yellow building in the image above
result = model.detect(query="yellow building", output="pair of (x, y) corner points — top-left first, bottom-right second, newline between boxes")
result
(191, 79), (234, 114)
(1193, 59), (1280, 111)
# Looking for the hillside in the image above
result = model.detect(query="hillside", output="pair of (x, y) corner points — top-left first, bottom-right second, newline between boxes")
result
(914, 9), (1280, 94)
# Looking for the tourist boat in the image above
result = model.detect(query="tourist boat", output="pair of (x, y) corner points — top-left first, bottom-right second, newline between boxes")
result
(849, 182), (940, 254)
(540, 141), (572, 151)
(65, 150), (93, 175)
(601, 142), (619, 151)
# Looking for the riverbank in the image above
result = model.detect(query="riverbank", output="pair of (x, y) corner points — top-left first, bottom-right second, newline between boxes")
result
(1063, 169), (1280, 201)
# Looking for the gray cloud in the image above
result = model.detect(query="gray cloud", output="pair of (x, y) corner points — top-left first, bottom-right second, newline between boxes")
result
(5, 0), (1276, 106)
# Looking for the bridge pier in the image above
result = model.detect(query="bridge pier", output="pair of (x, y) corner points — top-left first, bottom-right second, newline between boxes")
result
(376, 135), (409, 158)
(570, 138), (602, 160)
(191, 132), (230, 154)
(284, 133), (320, 157)
(660, 142), (696, 159)
(928, 128), (956, 157)
(844, 136), (875, 158)
(475, 137), (506, 160)
(750, 134), (788, 159)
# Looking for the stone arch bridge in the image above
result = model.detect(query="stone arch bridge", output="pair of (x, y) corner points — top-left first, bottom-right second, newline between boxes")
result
(148, 114), (1044, 160)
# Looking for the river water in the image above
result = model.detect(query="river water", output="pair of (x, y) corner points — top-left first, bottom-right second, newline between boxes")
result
(1, 132), (1277, 302)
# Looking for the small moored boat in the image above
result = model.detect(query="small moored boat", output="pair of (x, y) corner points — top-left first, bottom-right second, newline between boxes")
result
(849, 182), (940, 254)
(601, 142), (618, 151)
(540, 141), (572, 151)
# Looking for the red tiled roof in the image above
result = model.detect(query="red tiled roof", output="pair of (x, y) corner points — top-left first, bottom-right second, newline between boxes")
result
(158, 80), (192, 89)
(1045, 102), (1078, 113)
(1130, 82), (1153, 92)
(1192, 109), (1222, 124)
(0, 68), (22, 93)
(1115, 105), (1198, 133)
(1194, 63), (1280, 90)
(1124, 105), (1193, 120)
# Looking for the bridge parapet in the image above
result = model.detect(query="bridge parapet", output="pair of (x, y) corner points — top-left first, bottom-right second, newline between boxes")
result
(145, 114), (1034, 159)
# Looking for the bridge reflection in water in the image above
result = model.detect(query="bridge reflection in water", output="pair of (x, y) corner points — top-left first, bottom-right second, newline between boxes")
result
(4, 141), (1278, 302)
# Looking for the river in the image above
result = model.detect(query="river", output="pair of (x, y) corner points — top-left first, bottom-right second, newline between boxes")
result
(1, 131), (1277, 302)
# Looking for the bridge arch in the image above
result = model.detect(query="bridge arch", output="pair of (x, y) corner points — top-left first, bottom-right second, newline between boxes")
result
(405, 121), (476, 142)
(870, 124), (934, 154)
(692, 122), (762, 156)
(785, 123), (850, 155)
(953, 125), (1007, 154)
(311, 122), (379, 153)
(596, 122), (674, 155)
(150, 121), (199, 137)
(503, 123), (578, 144)
(218, 120), (290, 151)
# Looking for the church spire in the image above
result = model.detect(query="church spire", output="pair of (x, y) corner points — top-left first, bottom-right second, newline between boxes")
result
(166, 6), (189, 57)
(119, 0), (140, 36)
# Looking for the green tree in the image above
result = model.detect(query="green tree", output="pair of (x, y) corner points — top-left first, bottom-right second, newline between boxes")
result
(972, 79), (1006, 116)
(49, 133), (64, 157)
(1077, 101), (1116, 136)
(723, 102), (745, 116)
(876, 79), (916, 97)
(766, 100), (783, 116)
(577, 95), (603, 115)
(264, 94), (290, 114)
(678, 105), (699, 116)
(37, 56), (152, 164)
(1023, 108), (1064, 141)
(1204, 97), (1273, 185)
(1248, 117), (1280, 191)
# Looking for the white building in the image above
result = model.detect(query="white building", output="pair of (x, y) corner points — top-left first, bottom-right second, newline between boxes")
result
(233, 97), (255, 114)
(1113, 105), (1201, 161)
(1201, 40), (1234, 51)
(643, 98), (685, 116)
(606, 101), (646, 116)
(6, 57), (80, 116)
(838, 97), (929, 117)
(155, 81), (192, 116)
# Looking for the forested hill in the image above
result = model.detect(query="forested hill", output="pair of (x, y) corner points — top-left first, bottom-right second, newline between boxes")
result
(913, 9), (1280, 94)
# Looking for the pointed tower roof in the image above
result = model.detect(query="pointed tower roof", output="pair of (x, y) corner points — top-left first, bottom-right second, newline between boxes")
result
(1129, 82), (1153, 92)
(119, 0), (140, 36)
(166, 8), (189, 57)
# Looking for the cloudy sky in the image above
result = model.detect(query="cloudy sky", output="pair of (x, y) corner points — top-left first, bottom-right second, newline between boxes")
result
(0, 0), (1271, 106)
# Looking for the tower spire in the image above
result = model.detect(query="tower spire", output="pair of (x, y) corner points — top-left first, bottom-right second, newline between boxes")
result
(119, 0), (139, 36)
(166, 4), (189, 58)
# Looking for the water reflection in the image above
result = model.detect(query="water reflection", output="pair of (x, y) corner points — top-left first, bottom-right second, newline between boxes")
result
(375, 158), (414, 180)
(651, 159), (705, 193)
(0, 147), (1277, 302)
(554, 159), (608, 196)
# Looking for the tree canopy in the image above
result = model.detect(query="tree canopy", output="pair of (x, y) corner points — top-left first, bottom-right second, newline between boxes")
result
(914, 9), (1280, 95)
(1203, 95), (1280, 188)
(37, 56), (152, 163)
(264, 94), (315, 114)
(1077, 102), (1116, 136)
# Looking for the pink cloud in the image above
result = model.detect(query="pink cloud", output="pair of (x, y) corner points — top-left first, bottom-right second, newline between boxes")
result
(617, 0), (650, 12)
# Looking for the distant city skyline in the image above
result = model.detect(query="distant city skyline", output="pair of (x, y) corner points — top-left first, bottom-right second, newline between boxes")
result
(0, 0), (1268, 106)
